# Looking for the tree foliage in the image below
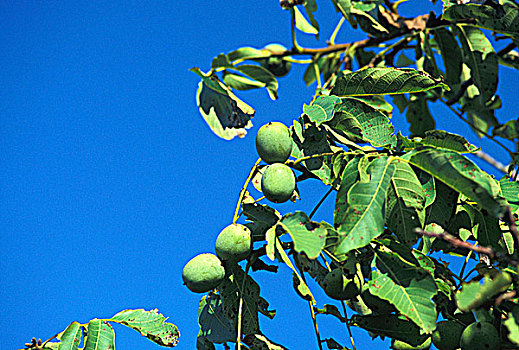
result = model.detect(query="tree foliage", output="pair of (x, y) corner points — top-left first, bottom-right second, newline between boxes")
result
(23, 0), (519, 349)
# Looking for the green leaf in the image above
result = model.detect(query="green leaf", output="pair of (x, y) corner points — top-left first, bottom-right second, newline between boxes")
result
(399, 130), (478, 153)
(351, 96), (393, 115)
(223, 72), (265, 90)
(493, 118), (519, 141)
(328, 97), (396, 147)
(275, 237), (316, 304)
(241, 202), (281, 238)
(370, 251), (438, 333)
(386, 160), (425, 245)
(243, 334), (287, 350)
(426, 180), (458, 229)
(198, 293), (236, 344)
(334, 157), (396, 255)
(330, 68), (448, 97)
(405, 94), (435, 137)
(293, 123), (334, 184)
(211, 53), (233, 69)
(227, 47), (266, 62)
(331, 0), (353, 23)
(351, 314), (430, 347)
(499, 176), (519, 213)
(456, 272), (513, 312)
(403, 148), (506, 218)
(191, 68), (254, 140)
(433, 27), (462, 89)
(303, 95), (341, 125)
(280, 212), (326, 259)
(499, 50), (519, 70)
(229, 64), (279, 100)
(293, 6), (318, 35)
(417, 170), (436, 208)
(219, 263), (261, 335)
(83, 320), (115, 350)
(504, 304), (519, 345)
(462, 203), (502, 249)
(303, 0), (319, 37)
(109, 309), (180, 347)
(350, 2), (389, 37)
(444, 2), (519, 38)
(455, 25), (499, 135)
(57, 322), (82, 350)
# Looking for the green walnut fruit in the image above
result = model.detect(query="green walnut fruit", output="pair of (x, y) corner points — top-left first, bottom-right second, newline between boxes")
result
(432, 320), (465, 350)
(182, 253), (225, 293)
(256, 122), (292, 164)
(392, 338), (431, 350)
(261, 163), (296, 203)
(460, 322), (499, 350)
(215, 224), (252, 262)
(259, 43), (292, 77)
(322, 268), (361, 300)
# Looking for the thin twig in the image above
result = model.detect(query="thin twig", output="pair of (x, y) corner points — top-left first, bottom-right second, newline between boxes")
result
(474, 150), (508, 174)
(237, 263), (252, 350)
(233, 158), (261, 224)
(504, 206), (519, 255)
(309, 300), (324, 350)
(414, 228), (495, 258)
(309, 187), (334, 219)
(497, 42), (517, 57)
(340, 301), (357, 350)
(328, 17), (346, 46)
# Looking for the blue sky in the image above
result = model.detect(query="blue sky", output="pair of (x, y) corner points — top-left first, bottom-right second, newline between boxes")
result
(1, 1), (516, 349)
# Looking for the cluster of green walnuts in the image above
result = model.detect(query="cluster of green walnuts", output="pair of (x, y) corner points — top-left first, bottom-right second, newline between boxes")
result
(181, 122), (296, 295)
(181, 122), (505, 349)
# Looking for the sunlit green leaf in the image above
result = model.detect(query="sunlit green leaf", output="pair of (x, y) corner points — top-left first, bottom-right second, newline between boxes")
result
(280, 212), (326, 259)
(229, 64), (279, 100)
(191, 68), (254, 140)
(370, 251), (438, 333)
(499, 176), (519, 213)
(109, 309), (180, 347)
(57, 322), (81, 350)
(328, 97), (396, 147)
(84, 320), (115, 350)
(403, 148), (506, 218)
(303, 95), (341, 125)
(504, 304), (519, 345)
(293, 6), (318, 35)
(334, 157), (395, 254)
(444, 2), (519, 38)
(456, 272), (512, 312)
(386, 160), (425, 245)
(330, 67), (448, 97)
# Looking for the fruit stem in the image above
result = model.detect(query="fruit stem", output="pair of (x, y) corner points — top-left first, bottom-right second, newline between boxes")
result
(340, 301), (358, 350)
(233, 158), (262, 224)
(236, 262), (251, 350)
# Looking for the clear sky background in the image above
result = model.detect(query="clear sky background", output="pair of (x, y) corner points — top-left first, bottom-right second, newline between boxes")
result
(2, 1), (517, 349)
